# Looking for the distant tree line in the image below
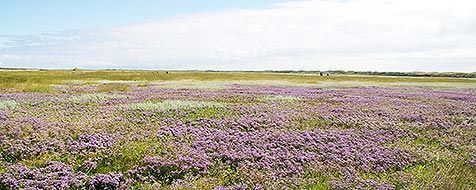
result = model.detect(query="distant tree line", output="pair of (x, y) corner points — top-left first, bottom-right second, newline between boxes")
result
(257, 70), (476, 78)
(0, 67), (32, 70)
(329, 70), (476, 78)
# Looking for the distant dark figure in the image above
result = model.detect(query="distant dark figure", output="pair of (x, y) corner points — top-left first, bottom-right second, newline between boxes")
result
(319, 72), (323, 76)
(326, 73), (330, 77)
(165, 71), (169, 74)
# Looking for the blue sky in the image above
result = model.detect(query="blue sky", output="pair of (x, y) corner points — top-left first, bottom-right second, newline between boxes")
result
(0, 0), (285, 34)
(1, 0), (476, 71)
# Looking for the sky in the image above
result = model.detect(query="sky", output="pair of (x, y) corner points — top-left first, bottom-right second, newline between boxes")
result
(1, 0), (476, 72)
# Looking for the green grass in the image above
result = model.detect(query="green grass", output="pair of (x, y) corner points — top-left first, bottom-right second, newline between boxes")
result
(97, 83), (130, 92)
(304, 173), (332, 190)
(259, 95), (300, 102)
(1, 70), (475, 92)
(123, 100), (225, 111)
(95, 139), (165, 174)
(155, 80), (229, 90)
(0, 100), (18, 110)
(406, 161), (476, 190)
(358, 160), (476, 190)
(295, 116), (360, 130)
(185, 107), (231, 121)
(296, 117), (334, 130)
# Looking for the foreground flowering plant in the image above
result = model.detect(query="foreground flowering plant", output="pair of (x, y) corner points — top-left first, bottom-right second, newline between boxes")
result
(0, 83), (475, 189)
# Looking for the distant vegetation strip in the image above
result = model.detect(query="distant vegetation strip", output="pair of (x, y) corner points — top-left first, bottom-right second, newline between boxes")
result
(2, 68), (476, 78)
(262, 70), (476, 78)
(1, 70), (475, 93)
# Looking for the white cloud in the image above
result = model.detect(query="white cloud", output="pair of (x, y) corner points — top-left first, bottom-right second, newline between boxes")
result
(1, 0), (476, 71)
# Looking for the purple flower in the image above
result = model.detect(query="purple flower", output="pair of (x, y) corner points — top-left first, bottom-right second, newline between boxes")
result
(88, 172), (127, 190)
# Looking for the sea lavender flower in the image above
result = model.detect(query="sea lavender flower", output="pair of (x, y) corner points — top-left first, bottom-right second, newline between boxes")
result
(0, 162), (87, 189)
(1, 83), (475, 189)
(88, 172), (127, 190)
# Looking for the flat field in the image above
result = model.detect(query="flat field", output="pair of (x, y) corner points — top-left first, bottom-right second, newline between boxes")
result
(0, 70), (475, 189)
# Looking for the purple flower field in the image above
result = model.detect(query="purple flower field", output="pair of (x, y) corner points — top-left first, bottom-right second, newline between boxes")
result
(1, 82), (475, 189)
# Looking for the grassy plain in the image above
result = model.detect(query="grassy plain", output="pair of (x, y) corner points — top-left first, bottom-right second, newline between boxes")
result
(1, 70), (475, 93)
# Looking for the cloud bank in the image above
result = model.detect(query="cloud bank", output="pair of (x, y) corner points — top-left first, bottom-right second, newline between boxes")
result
(1, 0), (476, 71)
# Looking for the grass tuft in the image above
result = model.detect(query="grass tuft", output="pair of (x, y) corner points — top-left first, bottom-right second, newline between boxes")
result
(70, 93), (127, 103)
(18, 84), (54, 93)
(97, 83), (130, 92)
(259, 95), (300, 102)
(0, 100), (18, 110)
(123, 100), (224, 111)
